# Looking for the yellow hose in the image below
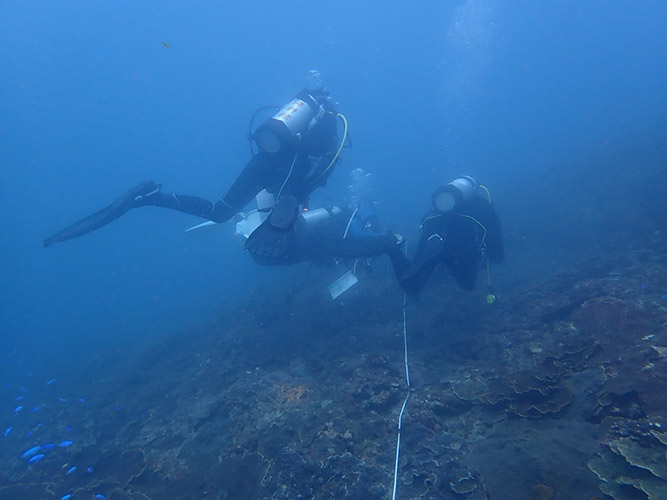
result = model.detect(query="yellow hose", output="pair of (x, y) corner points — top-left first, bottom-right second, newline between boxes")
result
(310, 113), (348, 185)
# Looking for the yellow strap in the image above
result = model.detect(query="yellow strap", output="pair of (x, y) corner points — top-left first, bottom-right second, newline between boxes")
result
(457, 214), (493, 289)
(486, 257), (492, 287)
(419, 213), (443, 235)
(456, 213), (488, 246)
(423, 210), (495, 291)
(479, 184), (492, 204)
(309, 113), (348, 186)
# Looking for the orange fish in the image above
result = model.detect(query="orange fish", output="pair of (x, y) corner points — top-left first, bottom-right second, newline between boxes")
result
(162, 42), (171, 48)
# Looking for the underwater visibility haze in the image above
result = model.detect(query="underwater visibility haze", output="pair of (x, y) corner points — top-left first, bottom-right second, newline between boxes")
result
(1, 1), (667, 499)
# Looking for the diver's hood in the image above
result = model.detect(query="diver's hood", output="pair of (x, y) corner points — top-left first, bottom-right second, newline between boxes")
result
(432, 175), (478, 213)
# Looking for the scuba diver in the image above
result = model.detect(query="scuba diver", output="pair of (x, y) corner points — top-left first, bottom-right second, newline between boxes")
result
(237, 197), (402, 267)
(43, 70), (348, 256)
(392, 175), (504, 299)
(235, 196), (403, 299)
(223, 166), (402, 298)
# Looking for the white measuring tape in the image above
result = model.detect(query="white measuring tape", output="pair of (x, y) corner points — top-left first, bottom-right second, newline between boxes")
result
(391, 292), (411, 500)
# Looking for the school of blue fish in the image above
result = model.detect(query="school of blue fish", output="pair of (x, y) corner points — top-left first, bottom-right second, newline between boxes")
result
(2, 378), (107, 500)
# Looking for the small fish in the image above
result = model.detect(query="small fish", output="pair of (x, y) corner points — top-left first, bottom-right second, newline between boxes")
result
(41, 443), (56, 450)
(61, 495), (73, 500)
(47, 378), (56, 385)
(86, 466), (94, 474)
(66, 426), (74, 432)
(59, 397), (68, 403)
(14, 405), (23, 413)
(3, 427), (11, 437)
(59, 440), (73, 448)
(95, 494), (107, 500)
(22, 446), (41, 459)
(26, 430), (34, 437)
(66, 466), (77, 475)
(162, 41), (171, 48)
(15, 395), (24, 400)
(28, 453), (45, 464)
(31, 406), (41, 412)
(78, 398), (85, 403)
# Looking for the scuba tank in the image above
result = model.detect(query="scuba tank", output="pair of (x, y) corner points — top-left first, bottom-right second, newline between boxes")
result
(299, 206), (341, 227)
(432, 175), (479, 213)
(254, 91), (328, 155)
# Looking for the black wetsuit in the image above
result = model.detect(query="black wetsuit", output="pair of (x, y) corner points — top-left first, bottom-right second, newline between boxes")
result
(247, 203), (400, 267)
(143, 89), (340, 223)
(394, 190), (504, 294)
(44, 89), (340, 247)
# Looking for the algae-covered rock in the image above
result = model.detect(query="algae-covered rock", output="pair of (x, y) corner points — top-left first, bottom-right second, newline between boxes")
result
(588, 450), (650, 500)
(507, 385), (573, 418)
(449, 474), (477, 494)
(651, 430), (667, 446)
(589, 425), (667, 499)
(610, 437), (667, 481)
(452, 376), (490, 403)
(620, 475), (667, 500)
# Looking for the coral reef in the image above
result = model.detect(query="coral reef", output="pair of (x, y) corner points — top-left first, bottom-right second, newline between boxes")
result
(1, 233), (665, 499)
(588, 418), (667, 499)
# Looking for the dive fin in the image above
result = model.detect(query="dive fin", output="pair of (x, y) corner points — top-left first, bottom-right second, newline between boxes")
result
(185, 220), (219, 233)
(43, 181), (158, 247)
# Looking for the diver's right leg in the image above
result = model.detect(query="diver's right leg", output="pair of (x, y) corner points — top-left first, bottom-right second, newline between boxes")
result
(395, 258), (437, 296)
(135, 187), (234, 223)
(44, 154), (273, 247)
(43, 181), (235, 247)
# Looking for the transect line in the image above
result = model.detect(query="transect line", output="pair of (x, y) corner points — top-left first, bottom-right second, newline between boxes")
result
(392, 293), (411, 500)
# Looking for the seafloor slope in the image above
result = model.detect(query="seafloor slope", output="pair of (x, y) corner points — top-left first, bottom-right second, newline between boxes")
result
(1, 230), (666, 500)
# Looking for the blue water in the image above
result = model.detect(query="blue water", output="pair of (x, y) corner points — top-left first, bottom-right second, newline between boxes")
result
(1, 2), (666, 498)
